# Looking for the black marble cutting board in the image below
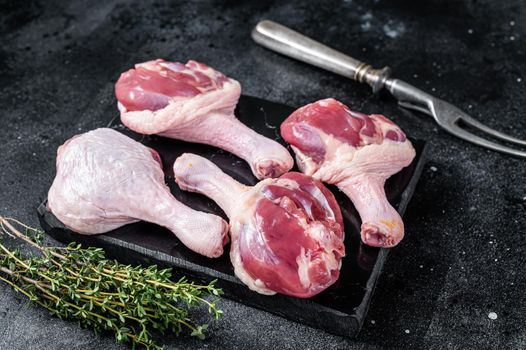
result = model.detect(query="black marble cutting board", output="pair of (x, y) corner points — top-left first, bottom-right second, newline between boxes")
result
(37, 95), (428, 338)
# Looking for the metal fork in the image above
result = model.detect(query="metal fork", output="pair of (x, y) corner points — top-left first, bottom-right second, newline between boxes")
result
(252, 20), (526, 158)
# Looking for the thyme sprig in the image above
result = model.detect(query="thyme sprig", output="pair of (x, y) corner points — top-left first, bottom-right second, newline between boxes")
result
(0, 216), (223, 349)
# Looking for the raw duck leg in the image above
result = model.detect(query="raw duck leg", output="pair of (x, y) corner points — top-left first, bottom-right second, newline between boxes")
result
(47, 128), (228, 258)
(173, 153), (345, 298)
(115, 59), (293, 179)
(281, 98), (416, 248)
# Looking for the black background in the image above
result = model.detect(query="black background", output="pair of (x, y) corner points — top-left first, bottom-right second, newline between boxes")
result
(0, 1), (525, 349)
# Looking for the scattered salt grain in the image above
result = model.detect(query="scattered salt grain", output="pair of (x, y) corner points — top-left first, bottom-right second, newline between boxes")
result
(371, 320), (376, 324)
(518, 78), (522, 83)
(413, 73), (418, 78)
(510, 36), (516, 41)
(468, 29), (474, 34)
(405, 329), (410, 334)
(510, 21), (515, 26)
(488, 312), (498, 320)
(419, 265), (423, 268)
(430, 166), (437, 172)
(383, 21), (406, 38)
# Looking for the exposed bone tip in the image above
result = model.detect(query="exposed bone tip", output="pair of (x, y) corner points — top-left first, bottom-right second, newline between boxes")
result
(254, 159), (293, 179)
(361, 223), (403, 248)
(204, 218), (230, 258)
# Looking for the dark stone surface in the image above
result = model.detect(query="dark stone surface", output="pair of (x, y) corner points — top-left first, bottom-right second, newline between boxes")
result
(0, 0), (524, 349)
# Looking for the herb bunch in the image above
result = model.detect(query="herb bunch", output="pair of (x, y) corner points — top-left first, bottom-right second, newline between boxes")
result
(0, 216), (223, 349)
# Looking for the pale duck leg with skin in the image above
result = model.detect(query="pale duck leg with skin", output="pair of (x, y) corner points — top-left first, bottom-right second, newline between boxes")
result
(47, 128), (229, 258)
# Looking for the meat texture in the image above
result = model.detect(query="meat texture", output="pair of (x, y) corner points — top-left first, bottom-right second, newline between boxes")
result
(47, 128), (228, 258)
(173, 153), (345, 297)
(281, 98), (416, 248)
(115, 59), (293, 179)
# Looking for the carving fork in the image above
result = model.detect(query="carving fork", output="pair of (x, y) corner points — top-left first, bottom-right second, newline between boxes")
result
(252, 20), (526, 158)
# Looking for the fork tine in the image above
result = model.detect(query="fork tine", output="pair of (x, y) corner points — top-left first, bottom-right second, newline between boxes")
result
(445, 123), (526, 158)
(458, 113), (526, 146)
(388, 79), (526, 157)
(398, 101), (431, 115)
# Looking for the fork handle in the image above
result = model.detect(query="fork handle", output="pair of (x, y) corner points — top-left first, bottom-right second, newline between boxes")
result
(252, 20), (391, 93)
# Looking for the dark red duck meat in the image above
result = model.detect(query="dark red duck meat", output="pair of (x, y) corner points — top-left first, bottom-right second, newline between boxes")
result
(173, 153), (345, 297)
(281, 98), (415, 248)
(115, 59), (293, 179)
